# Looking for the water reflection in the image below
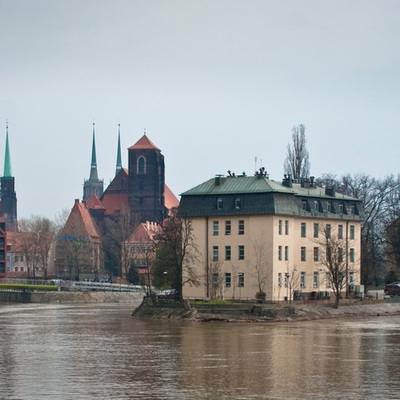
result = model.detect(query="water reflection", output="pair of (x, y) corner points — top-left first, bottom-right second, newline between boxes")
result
(1, 303), (400, 399)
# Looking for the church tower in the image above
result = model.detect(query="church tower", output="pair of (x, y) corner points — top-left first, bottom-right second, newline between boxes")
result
(115, 124), (122, 176)
(0, 123), (17, 232)
(83, 123), (104, 201)
(128, 132), (165, 222)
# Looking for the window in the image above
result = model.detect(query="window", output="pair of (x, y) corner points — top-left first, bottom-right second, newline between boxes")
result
(225, 246), (231, 261)
(225, 220), (231, 235)
(238, 273), (244, 287)
(225, 273), (231, 287)
(326, 224), (331, 239)
(313, 272), (319, 288)
(313, 247), (319, 262)
(302, 200), (307, 211)
(327, 202), (331, 212)
(212, 246), (219, 261)
(284, 273), (289, 287)
(137, 156), (146, 174)
(300, 272), (306, 288)
(278, 273), (282, 287)
(284, 246), (289, 261)
(285, 220), (289, 235)
(278, 246), (282, 261)
(338, 247), (343, 263)
(216, 198), (223, 210)
(350, 248), (355, 263)
(349, 271), (355, 284)
(339, 203), (343, 213)
(350, 225), (355, 240)
(301, 247), (306, 262)
(238, 245), (245, 260)
(314, 223), (319, 238)
(212, 273), (219, 288)
(338, 224), (343, 239)
(314, 201), (319, 211)
(279, 220), (282, 235)
(326, 272), (331, 288)
(301, 222), (306, 238)
(350, 204), (355, 214)
(213, 221), (219, 236)
(235, 198), (241, 210)
(238, 220), (245, 235)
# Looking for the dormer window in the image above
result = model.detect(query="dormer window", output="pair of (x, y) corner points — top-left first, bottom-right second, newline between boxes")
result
(217, 198), (223, 210)
(339, 203), (343, 214)
(326, 202), (331, 213)
(137, 156), (146, 174)
(302, 200), (307, 211)
(235, 198), (241, 210)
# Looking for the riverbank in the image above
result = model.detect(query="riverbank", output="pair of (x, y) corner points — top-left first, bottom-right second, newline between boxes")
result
(0, 290), (145, 304)
(132, 298), (400, 322)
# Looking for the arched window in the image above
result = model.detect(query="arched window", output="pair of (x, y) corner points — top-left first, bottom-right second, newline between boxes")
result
(137, 156), (146, 174)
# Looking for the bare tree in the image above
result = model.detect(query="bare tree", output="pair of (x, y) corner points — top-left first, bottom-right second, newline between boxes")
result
(317, 224), (358, 309)
(104, 208), (140, 281)
(284, 124), (310, 180)
(284, 263), (300, 303)
(153, 209), (200, 298)
(250, 234), (272, 301)
(208, 259), (224, 300)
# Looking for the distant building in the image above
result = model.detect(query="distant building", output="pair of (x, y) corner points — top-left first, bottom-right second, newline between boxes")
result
(179, 172), (363, 302)
(57, 127), (179, 280)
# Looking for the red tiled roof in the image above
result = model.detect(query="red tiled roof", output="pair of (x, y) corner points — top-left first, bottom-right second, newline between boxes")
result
(100, 193), (129, 215)
(164, 184), (180, 211)
(85, 194), (105, 210)
(63, 200), (100, 241)
(128, 134), (160, 151)
(126, 221), (161, 244)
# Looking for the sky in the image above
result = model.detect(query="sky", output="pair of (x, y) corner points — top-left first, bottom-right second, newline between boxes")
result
(1, 0), (399, 220)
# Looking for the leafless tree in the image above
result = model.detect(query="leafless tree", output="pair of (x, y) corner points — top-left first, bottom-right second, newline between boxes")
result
(249, 234), (272, 300)
(208, 259), (224, 300)
(316, 224), (358, 309)
(284, 263), (300, 303)
(153, 209), (200, 298)
(284, 124), (310, 180)
(105, 207), (140, 281)
(18, 216), (56, 279)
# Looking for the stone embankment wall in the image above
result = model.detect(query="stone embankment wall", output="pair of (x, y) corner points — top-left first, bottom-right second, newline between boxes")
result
(0, 291), (145, 305)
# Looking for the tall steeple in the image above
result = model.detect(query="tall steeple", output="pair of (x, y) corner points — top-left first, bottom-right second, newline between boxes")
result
(115, 124), (122, 176)
(89, 123), (98, 180)
(0, 122), (17, 231)
(3, 121), (12, 178)
(83, 123), (104, 201)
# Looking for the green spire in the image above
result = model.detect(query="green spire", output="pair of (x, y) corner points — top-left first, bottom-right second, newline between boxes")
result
(115, 124), (122, 176)
(3, 122), (12, 178)
(89, 123), (99, 181)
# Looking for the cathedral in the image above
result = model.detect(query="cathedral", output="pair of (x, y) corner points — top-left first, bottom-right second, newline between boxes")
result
(57, 125), (179, 281)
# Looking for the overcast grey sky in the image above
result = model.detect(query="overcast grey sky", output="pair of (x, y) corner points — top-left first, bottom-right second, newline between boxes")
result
(1, 0), (399, 219)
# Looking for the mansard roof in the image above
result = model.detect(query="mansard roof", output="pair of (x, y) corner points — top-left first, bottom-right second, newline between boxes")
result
(128, 134), (160, 151)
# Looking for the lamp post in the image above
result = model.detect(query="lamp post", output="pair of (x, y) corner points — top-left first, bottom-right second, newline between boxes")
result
(163, 271), (168, 289)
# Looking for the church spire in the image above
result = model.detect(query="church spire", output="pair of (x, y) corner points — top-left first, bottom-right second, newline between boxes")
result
(115, 124), (122, 176)
(89, 123), (99, 181)
(4, 121), (12, 178)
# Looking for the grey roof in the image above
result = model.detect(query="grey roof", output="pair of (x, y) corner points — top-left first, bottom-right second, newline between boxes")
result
(181, 176), (360, 202)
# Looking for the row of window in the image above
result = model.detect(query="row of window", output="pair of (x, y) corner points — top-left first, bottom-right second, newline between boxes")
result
(300, 222), (356, 240)
(213, 272), (245, 288)
(213, 245), (245, 261)
(216, 198), (242, 211)
(213, 220), (245, 236)
(301, 199), (356, 215)
(278, 271), (355, 289)
(278, 245), (356, 263)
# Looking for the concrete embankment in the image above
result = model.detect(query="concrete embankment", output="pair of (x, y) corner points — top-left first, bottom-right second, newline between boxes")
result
(0, 291), (145, 305)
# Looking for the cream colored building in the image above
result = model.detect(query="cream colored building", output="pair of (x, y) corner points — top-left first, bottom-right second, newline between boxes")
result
(179, 173), (363, 302)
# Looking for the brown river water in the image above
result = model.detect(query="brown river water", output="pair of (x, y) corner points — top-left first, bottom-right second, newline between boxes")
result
(1, 302), (399, 399)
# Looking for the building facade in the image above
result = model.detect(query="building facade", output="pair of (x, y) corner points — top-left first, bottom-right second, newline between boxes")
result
(179, 172), (363, 301)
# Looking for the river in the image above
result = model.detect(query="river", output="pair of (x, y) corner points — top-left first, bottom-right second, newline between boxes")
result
(0, 302), (399, 399)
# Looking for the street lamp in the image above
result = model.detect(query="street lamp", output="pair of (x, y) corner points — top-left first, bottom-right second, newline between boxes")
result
(163, 271), (168, 289)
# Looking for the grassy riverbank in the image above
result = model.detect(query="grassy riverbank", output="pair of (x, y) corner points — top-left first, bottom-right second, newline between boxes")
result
(133, 298), (400, 322)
